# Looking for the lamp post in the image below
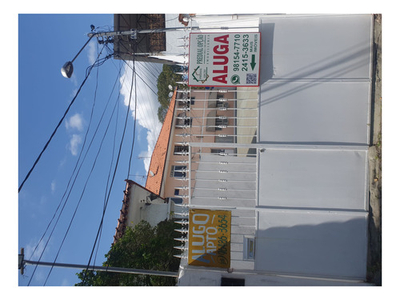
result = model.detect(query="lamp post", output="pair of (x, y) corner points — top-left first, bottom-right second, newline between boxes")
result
(60, 27), (138, 79)
(62, 25), (259, 78)
(61, 35), (95, 78)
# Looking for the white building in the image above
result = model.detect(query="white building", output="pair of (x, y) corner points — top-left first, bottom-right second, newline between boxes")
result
(113, 180), (182, 244)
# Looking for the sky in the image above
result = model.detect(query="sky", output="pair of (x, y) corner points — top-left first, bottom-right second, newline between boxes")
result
(17, 14), (169, 286)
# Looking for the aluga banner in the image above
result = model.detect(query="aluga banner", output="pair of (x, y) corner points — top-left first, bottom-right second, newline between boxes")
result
(188, 32), (261, 87)
(188, 209), (231, 268)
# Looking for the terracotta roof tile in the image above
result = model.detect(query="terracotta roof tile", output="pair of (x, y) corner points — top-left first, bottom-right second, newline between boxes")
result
(145, 89), (176, 195)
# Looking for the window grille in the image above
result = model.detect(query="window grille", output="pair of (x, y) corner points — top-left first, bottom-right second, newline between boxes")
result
(170, 165), (187, 178)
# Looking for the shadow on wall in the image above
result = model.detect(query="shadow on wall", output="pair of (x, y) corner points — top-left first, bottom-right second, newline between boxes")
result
(259, 46), (370, 107)
(259, 22), (275, 84)
(255, 216), (368, 280)
(258, 22), (371, 107)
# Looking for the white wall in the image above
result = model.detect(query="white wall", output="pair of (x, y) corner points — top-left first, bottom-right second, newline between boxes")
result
(177, 14), (373, 285)
(259, 14), (372, 144)
(253, 14), (373, 281)
(258, 149), (368, 210)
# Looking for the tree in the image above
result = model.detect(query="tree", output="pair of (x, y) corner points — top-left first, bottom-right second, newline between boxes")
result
(156, 64), (183, 122)
(75, 220), (181, 286)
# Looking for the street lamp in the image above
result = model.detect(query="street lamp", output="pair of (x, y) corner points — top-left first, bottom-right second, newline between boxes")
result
(61, 61), (74, 78)
(61, 35), (95, 78)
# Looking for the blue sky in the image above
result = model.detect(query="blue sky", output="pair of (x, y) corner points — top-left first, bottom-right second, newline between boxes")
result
(17, 14), (164, 286)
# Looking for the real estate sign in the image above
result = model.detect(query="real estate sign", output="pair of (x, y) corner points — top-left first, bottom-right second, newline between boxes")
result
(188, 32), (261, 87)
(188, 209), (231, 268)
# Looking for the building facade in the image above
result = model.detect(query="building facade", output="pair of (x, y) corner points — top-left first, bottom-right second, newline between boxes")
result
(113, 180), (181, 244)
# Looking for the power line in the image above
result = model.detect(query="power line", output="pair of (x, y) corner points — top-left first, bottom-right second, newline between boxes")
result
(42, 64), (123, 286)
(25, 29), (167, 285)
(93, 68), (124, 267)
(42, 54), (102, 285)
(18, 43), (112, 193)
(127, 63), (138, 178)
(114, 53), (159, 97)
(21, 257), (178, 278)
(27, 52), (121, 286)
(26, 45), (110, 285)
(19, 68), (88, 193)
(83, 53), (137, 282)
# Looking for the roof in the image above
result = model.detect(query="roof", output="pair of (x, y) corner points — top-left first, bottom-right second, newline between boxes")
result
(145, 89), (177, 196)
(113, 179), (168, 244)
(113, 179), (134, 244)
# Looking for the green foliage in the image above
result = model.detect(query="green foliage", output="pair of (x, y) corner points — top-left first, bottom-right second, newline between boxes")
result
(156, 64), (183, 122)
(75, 220), (181, 286)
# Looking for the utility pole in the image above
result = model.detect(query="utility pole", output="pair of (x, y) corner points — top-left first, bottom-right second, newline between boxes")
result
(62, 24), (260, 78)
(86, 25), (259, 39)
(18, 248), (178, 279)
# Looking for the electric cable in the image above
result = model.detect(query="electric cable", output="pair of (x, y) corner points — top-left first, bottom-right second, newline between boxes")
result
(29, 31), (168, 284)
(23, 22), (174, 285)
(94, 60), (125, 266)
(26, 44), (109, 285)
(18, 50), (101, 193)
(127, 64), (138, 178)
(27, 49), (121, 285)
(28, 61), (122, 265)
(114, 53), (159, 97)
(82, 54), (136, 283)
(42, 63), (123, 286)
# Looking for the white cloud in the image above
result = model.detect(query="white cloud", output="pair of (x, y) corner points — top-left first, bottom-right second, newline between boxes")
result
(51, 180), (56, 194)
(65, 113), (84, 132)
(120, 61), (163, 172)
(65, 113), (84, 156)
(25, 238), (48, 261)
(142, 129), (161, 172)
(70, 74), (78, 90)
(68, 134), (82, 156)
(86, 40), (97, 65)
(61, 278), (70, 286)
(40, 195), (47, 205)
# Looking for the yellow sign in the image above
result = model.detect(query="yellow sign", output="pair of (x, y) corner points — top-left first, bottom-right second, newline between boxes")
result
(188, 209), (231, 268)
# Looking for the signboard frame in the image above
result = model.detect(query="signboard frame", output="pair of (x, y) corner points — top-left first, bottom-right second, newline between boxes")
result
(188, 32), (261, 87)
(188, 209), (231, 269)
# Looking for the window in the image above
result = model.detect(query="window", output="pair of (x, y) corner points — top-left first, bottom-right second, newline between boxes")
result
(174, 145), (189, 155)
(216, 99), (229, 108)
(206, 112), (229, 132)
(176, 113), (192, 128)
(221, 277), (245, 286)
(211, 148), (235, 156)
(174, 189), (180, 196)
(215, 135), (235, 143)
(208, 96), (228, 108)
(177, 97), (195, 107)
(211, 149), (223, 154)
(170, 165), (186, 178)
(168, 197), (183, 204)
(243, 236), (255, 260)
(215, 117), (228, 130)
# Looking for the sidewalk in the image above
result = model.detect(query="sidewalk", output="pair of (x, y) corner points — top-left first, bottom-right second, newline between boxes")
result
(366, 14), (382, 285)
